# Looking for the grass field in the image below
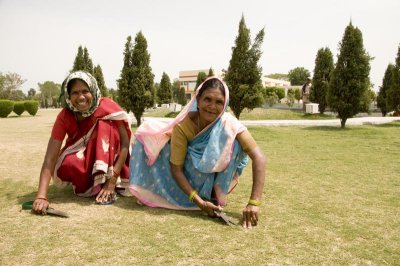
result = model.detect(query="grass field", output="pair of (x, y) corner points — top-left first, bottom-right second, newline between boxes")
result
(0, 109), (399, 265)
(144, 107), (334, 120)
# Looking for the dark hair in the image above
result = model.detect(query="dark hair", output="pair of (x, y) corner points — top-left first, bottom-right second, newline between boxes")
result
(67, 78), (89, 94)
(196, 78), (225, 99)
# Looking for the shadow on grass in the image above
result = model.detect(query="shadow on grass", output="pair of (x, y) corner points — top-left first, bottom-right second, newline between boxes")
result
(301, 126), (354, 132)
(373, 121), (400, 128)
(8, 178), (240, 227)
(300, 122), (400, 132)
(115, 196), (242, 227)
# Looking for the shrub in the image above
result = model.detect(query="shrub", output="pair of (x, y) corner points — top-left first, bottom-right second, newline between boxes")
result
(13, 101), (25, 116)
(24, 100), (39, 116)
(286, 89), (296, 108)
(265, 92), (279, 107)
(265, 86), (285, 102)
(0, 99), (15, 118)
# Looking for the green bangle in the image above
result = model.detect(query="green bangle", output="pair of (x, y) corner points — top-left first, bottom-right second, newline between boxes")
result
(189, 190), (198, 202)
(248, 199), (261, 206)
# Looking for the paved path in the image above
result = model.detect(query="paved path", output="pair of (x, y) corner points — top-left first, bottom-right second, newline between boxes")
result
(140, 116), (400, 127)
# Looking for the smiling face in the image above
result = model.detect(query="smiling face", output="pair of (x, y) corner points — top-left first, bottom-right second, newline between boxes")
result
(69, 79), (93, 113)
(197, 87), (225, 125)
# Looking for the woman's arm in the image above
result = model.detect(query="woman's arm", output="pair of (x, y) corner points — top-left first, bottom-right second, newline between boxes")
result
(243, 145), (266, 228)
(113, 123), (130, 175)
(33, 138), (63, 214)
(170, 164), (222, 217)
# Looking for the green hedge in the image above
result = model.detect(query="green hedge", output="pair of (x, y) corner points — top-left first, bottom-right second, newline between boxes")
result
(13, 101), (25, 116)
(0, 100), (15, 118)
(24, 100), (39, 116)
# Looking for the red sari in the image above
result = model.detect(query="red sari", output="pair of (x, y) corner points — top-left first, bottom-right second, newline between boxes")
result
(51, 98), (131, 196)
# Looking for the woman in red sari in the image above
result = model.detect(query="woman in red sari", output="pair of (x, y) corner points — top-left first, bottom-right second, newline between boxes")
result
(33, 71), (131, 214)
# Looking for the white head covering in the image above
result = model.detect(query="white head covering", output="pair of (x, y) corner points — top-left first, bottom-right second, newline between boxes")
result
(61, 71), (101, 117)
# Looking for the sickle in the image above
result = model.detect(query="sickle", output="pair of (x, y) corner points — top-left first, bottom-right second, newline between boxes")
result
(22, 201), (69, 218)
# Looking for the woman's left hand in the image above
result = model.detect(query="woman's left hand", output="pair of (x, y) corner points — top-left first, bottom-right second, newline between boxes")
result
(242, 204), (260, 228)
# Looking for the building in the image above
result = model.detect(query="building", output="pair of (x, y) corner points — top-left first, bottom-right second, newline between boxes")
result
(262, 77), (291, 88)
(178, 69), (222, 99)
(178, 70), (291, 98)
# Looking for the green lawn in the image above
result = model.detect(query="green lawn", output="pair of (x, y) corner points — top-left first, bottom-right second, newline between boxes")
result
(144, 107), (335, 120)
(1, 120), (399, 265)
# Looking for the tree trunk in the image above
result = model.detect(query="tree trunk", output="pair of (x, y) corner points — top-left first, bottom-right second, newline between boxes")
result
(340, 118), (347, 128)
(135, 114), (141, 127)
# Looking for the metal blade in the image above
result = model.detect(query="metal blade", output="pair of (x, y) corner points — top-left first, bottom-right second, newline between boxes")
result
(46, 208), (69, 218)
(214, 211), (237, 226)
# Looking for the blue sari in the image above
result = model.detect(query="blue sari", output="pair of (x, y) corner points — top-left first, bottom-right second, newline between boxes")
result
(129, 77), (248, 210)
(130, 115), (248, 209)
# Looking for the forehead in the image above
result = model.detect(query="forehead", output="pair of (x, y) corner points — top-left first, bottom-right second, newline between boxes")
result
(70, 80), (89, 91)
(199, 87), (225, 99)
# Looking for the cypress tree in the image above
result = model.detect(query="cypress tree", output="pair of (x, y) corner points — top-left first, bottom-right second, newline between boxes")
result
(72, 46), (85, 72)
(224, 15), (265, 119)
(171, 79), (180, 103)
(72, 46), (106, 94)
(178, 87), (187, 105)
(72, 46), (94, 75)
(310, 47), (334, 114)
(157, 72), (172, 104)
(377, 64), (395, 116)
(117, 36), (134, 113)
(207, 67), (214, 77)
(83, 47), (94, 74)
(118, 32), (155, 126)
(93, 65), (108, 97)
(195, 72), (207, 89)
(386, 45), (400, 115)
(327, 22), (371, 128)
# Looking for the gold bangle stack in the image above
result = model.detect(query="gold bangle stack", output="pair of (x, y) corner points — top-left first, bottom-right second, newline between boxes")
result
(248, 199), (261, 206)
(189, 190), (198, 202)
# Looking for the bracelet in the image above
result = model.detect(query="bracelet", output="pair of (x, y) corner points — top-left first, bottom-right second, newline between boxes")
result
(248, 199), (261, 206)
(36, 196), (48, 201)
(188, 190), (198, 202)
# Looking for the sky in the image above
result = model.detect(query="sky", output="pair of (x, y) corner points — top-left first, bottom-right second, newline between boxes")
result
(1, 0), (399, 93)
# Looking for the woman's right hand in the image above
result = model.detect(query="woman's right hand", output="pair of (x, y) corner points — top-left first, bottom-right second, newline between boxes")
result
(33, 198), (49, 214)
(200, 200), (223, 217)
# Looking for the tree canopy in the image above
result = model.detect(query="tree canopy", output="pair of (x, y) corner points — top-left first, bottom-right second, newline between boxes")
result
(224, 15), (265, 119)
(310, 47), (334, 114)
(327, 22), (371, 128)
(0, 72), (26, 100)
(93, 65), (108, 97)
(288, 67), (311, 86)
(38, 81), (61, 108)
(72, 45), (107, 96)
(117, 32), (155, 126)
(157, 72), (172, 104)
(265, 73), (289, 80)
(171, 79), (180, 103)
(72, 46), (94, 74)
(207, 68), (214, 77)
(195, 72), (207, 89)
(386, 44), (400, 114)
(377, 64), (395, 116)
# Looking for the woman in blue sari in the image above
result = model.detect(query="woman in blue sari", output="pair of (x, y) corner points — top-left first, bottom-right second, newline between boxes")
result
(130, 77), (265, 228)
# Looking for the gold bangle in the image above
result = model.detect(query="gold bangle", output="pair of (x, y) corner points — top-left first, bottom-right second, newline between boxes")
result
(188, 190), (197, 202)
(248, 199), (261, 206)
